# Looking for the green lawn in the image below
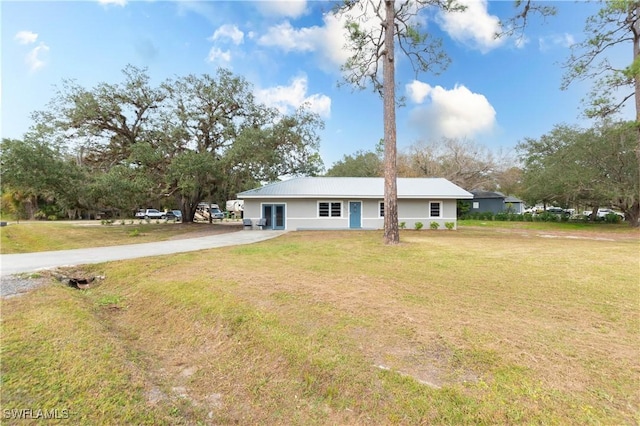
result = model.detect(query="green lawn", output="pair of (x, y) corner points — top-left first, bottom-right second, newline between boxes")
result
(1, 225), (639, 424)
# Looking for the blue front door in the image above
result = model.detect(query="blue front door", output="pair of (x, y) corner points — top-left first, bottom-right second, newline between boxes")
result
(349, 201), (361, 229)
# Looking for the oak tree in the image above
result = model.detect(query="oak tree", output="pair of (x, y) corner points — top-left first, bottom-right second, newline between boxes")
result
(29, 67), (324, 222)
(562, 0), (640, 223)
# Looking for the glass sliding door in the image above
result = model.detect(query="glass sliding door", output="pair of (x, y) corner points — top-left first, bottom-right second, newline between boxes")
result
(261, 204), (285, 230)
(274, 204), (285, 229)
(263, 204), (273, 228)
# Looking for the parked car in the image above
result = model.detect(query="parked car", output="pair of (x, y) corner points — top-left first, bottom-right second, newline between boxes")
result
(210, 207), (224, 220)
(584, 208), (625, 221)
(165, 210), (182, 221)
(135, 209), (165, 219)
(545, 207), (569, 216)
(195, 203), (224, 221)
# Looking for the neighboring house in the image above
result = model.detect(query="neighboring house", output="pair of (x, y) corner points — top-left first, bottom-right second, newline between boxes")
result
(237, 177), (473, 230)
(469, 190), (525, 214)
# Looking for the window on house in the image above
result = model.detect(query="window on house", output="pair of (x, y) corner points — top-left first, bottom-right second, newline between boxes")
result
(429, 201), (441, 217)
(331, 202), (341, 217)
(473, 202), (479, 209)
(319, 202), (342, 217)
(379, 202), (384, 217)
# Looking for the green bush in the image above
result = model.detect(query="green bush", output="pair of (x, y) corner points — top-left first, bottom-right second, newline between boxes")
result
(445, 222), (455, 230)
(535, 212), (559, 222)
(399, 222), (406, 229)
(604, 212), (623, 223)
(480, 211), (494, 221)
(574, 214), (590, 223)
(414, 222), (423, 230)
(430, 221), (440, 230)
(129, 228), (140, 237)
(457, 200), (471, 217)
(494, 212), (509, 221)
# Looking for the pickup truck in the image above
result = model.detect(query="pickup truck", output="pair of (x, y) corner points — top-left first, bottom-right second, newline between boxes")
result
(135, 209), (166, 219)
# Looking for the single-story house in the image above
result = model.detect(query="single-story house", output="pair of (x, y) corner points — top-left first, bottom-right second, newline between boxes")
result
(236, 177), (473, 230)
(468, 190), (525, 214)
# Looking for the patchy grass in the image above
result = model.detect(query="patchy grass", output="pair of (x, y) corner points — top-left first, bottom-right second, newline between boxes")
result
(0, 221), (240, 254)
(459, 218), (638, 234)
(1, 226), (639, 424)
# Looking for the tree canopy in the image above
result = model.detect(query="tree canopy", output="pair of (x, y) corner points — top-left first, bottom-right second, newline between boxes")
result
(0, 136), (84, 220)
(562, 1), (640, 215)
(20, 66), (324, 222)
(563, 1), (639, 121)
(325, 150), (383, 177)
(518, 121), (639, 225)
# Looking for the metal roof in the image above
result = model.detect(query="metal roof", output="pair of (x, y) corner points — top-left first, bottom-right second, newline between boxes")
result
(504, 195), (524, 203)
(471, 190), (505, 199)
(471, 190), (524, 203)
(237, 177), (473, 199)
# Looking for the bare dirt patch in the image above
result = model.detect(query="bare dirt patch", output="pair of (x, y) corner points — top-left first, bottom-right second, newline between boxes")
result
(465, 225), (640, 242)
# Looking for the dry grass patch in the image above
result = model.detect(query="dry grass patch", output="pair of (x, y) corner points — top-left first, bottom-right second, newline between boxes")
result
(0, 221), (240, 254)
(2, 226), (638, 424)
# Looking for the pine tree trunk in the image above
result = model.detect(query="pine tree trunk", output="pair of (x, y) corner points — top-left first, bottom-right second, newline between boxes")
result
(383, 0), (400, 245)
(634, 3), (640, 227)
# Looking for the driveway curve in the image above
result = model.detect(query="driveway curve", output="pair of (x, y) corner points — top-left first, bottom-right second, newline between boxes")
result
(0, 230), (287, 277)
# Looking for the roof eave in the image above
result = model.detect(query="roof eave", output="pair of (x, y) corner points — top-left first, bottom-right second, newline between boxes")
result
(238, 194), (473, 199)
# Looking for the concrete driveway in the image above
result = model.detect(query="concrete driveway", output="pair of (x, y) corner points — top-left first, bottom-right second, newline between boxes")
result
(0, 230), (286, 277)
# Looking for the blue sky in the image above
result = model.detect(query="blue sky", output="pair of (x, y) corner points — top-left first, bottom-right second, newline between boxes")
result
(1, 0), (631, 169)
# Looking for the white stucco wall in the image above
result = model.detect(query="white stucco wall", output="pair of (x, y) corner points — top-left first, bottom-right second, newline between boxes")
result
(241, 198), (459, 230)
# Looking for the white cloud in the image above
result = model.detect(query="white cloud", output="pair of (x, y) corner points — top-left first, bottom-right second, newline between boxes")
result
(539, 33), (575, 52)
(255, 75), (331, 118)
(15, 31), (38, 45)
(98, 0), (127, 6)
(26, 42), (50, 72)
(258, 21), (318, 53)
(256, 0), (308, 19)
(406, 80), (432, 104)
(210, 24), (244, 45)
(15, 30), (49, 71)
(437, 0), (504, 53)
(406, 81), (496, 139)
(206, 47), (231, 63)
(318, 12), (367, 70)
(257, 9), (378, 73)
(514, 35), (529, 49)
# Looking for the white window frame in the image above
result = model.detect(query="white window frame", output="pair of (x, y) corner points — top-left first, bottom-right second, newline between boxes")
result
(429, 201), (442, 218)
(318, 201), (342, 218)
